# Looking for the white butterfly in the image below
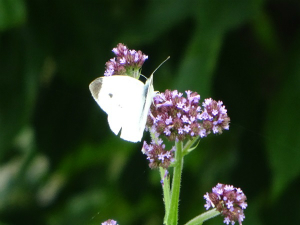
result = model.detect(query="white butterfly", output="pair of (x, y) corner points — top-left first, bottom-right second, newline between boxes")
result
(89, 74), (156, 142)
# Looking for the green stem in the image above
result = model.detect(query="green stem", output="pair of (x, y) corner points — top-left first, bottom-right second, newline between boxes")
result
(184, 208), (220, 225)
(167, 141), (183, 225)
(160, 167), (171, 224)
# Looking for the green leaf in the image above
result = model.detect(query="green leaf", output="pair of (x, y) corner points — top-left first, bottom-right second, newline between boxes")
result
(174, 28), (222, 97)
(265, 37), (300, 200)
(174, 0), (263, 97)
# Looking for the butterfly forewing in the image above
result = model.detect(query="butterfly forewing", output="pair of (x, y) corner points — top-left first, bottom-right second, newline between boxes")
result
(138, 74), (155, 137)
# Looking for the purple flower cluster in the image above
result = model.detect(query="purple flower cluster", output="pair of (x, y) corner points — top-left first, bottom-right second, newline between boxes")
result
(104, 43), (148, 78)
(204, 183), (248, 225)
(101, 219), (118, 225)
(146, 90), (230, 142)
(198, 98), (230, 135)
(142, 138), (175, 169)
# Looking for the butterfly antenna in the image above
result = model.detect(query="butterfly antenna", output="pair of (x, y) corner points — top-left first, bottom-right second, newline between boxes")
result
(151, 56), (170, 75)
(140, 74), (147, 79)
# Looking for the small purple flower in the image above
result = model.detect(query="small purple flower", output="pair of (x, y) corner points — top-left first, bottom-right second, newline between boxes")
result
(143, 55), (148, 61)
(165, 116), (173, 125)
(240, 202), (248, 210)
(101, 219), (118, 225)
(224, 185), (234, 191)
(164, 127), (171, 136)
(129, 49), (136, 55)
(104, 69), (114, 76)
(161, 100), (173, 107)
(178, 127), (184, 134)
(158, 153), (165, 162)
(156, 115), (162, 122)
(134, 53), (139, 62)
(224, 217), (231, 225)
(183, 105), (190, 112)
(184, 125), (191, 133)
(204, 193), (213, 210)
(119, 57), (126, 64)
(160, 169), (169, 186)
(177, 102), (185, 109)
(172, 90), (179, 98)
(199, 128), (207, 138)
(112, 47), (119, 55)
(204, 183), (247, 225)
(181, 115), (189, 123)
(226, 200), (234, 209)
(212, 109), (218, 116)
(186, 90), (192, 96)
(186, 90), (200, 104)
(157, 138), (163, 145)
(212, 125), (219, 134)
(165, 151), (172, 159)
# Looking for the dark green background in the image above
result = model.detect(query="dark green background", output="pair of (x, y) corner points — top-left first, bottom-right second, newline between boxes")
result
(1, 0), (300, 224)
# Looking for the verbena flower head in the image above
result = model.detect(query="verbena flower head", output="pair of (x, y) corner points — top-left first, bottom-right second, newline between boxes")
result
(104, 43), (148, 78)
(198, 98), (230, 135)
(142, 138), (175, 169)
(146, 90), (230, 142)
(101, 219), (118, 225)
(204, 183), (248, 225)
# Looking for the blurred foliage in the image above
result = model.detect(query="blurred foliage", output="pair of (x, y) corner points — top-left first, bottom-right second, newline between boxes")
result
(0, 0), (300, 225)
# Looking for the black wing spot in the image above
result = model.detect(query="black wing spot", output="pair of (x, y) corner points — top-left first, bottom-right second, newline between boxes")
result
(109, 93), (113, 98)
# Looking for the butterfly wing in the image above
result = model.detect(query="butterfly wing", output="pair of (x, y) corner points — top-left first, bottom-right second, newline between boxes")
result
(89, 75), (146, 142)
(137, 74), (156, 139)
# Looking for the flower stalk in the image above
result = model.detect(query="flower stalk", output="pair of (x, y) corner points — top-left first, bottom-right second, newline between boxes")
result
(160, 167), (171, 223)
(166, 141), (183, 225)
